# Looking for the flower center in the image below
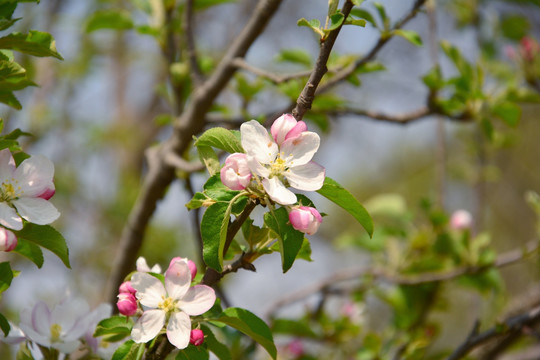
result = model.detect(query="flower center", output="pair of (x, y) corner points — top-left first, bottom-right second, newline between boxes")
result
(270, 155), (288, 177)
(158, 296), (177, 313)
(0, 179), (22, 202)
(50, 323), (62, 343)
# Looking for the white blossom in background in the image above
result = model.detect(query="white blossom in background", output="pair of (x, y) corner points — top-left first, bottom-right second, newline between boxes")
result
(0, 149), (59, 230)
(131, 259), (215, 349)
(450, 209), (473, 230)
(241, 117), (325, 205)
(136, 256), (162, 273)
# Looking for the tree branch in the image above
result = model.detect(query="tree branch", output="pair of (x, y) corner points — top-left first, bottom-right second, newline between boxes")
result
(292, 0), (354, 120)
(105, 0), (284, 304)
(183, 0), (204, 85)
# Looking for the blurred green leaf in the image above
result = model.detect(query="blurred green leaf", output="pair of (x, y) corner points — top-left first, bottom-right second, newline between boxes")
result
(85, 10), (134, 33)
(112, 340), (145, 360)
(394, 29), (423, 46)
(200, 325), (231, 360)
(176, 345), (209, 360)
(327, 13), (345, 31)
(213, 308), (276, 359)
(0, 312), (9, 337)
(500, 15), (530, 40)
(0, 30), (63, 60)
(0, 261), (13, 293)
(350, 8), (376, 28)
(194, 0), (236, 10)
(275, 49), (312, 67)
(272, 318), (318, 338)
(13, 238), (44, 268)
(297, 18), (323, 37)
(492, 101), (521, 127)
(0, 17), (19, 31)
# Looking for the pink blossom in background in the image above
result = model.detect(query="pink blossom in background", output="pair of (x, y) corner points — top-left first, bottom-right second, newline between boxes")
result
(450, 209), (473, 230)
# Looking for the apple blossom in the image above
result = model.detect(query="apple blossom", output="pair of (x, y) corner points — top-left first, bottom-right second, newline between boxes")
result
(289, 206), (322, 235)
(169, 256), (197, 280)
(220, 153), (252, 190)
(0, 149), (60, 231)
(19, 298), (92, 353)
(136, 256), (162, 273)
(0, 227), (17, 251)
(450, 210), (473, 230)
(189, 329), (204, 346)
(117, 293), (138, 316)
(241, 118), (325, 205)
(130, 259), (216, 349)
(270, 114), (307, 146)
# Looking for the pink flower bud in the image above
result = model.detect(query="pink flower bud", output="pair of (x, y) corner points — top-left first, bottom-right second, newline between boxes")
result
(520, 36), (538, 61)
(450, 210), (473, 230)
(220, 153), (252, 190)
(287, 339), (304, 357)
(289, 206), (322, 235)
(117, 293), (137, 316)
(169, 257), (197, 280)
(271, 114), (307, 145)
(189, 329), (204, 346)
(0, 228), (17, 252)
(119, 281), (136, 295)
(38, 184), (56, 200)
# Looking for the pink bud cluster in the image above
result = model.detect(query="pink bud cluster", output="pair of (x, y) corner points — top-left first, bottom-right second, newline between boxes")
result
(116, 256), (199, 317)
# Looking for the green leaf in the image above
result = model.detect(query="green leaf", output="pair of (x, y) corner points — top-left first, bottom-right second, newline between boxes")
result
(393, 29), (423, 46)
(440, 41), (472, 78)
(85, 10), (134, 33)
(0, 261), (13, 294)
(0, 312), (10, 337)
(0, 31), (63, 60)
(13, 238), (44, 268)
(272, 318), (318, 338)
(14, 224), (70, 268)
(203, 174), (240, 202)
(500, 15), (530, 40)
(345, 17), (367, 27)
(200, 325), (231, 360)
(327, 13), (345, 31)
(317, 177), (373, 237)
(296, 238), (313, 261)
(350, 8), (377, 28)
(176, 345), (210, 360)
(275, 49), (312, 67)
(422, 66), (443, 90)
(0, 18), (19, 31)
(241, 219), (270, 247)
(328, 0), (339, 16)
(373, 2), (388, 28)
(112, 340), (145, 360)
(0, 90), (21, 109)
(264, 207), (304, 273)
(186, 192), (209, 210)
(197, 145), (220, 176)
(297, 18), (323, 37)
(195, 128), (243, 154)
(492, 101), (521, 127)
(94, 316), (133, 338)
(214, 308), (276, 359)
(193, 0), (236, 10)
(351, 0), (365, 6)
(201, 202), (229, 272)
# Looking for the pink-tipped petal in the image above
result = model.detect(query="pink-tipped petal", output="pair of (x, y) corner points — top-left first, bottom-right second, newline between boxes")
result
(284, 121), (308, 142)
(281, 132), (320, 166)
(271, 114), (297, 145)
(165, 260), (191, 301)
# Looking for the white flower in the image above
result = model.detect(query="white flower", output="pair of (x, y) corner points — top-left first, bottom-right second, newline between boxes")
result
(241, 119), (325, 205)
(0, 149), (59, 230)
(19, 298), (91, 353)
(131, 260), (216, 349)
(136, 256), (162, 273)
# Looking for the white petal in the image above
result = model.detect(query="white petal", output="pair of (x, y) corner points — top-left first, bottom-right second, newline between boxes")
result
(178, 285), (216, 316)
(286, 162), (325, 191)
(136, 256), (151, 272)
(262, 177), (296, 205)
(280, 132), (320, 166)
(12, 197), (60, 225)
(240, 120), (277, 165)
(55, 339), (81, 354)
(131, 272), (166, 308)
(0, 149), (15, 184)
(19, 302), (52, 347)
(52, 298), (89, 340)
(165, 260), (191, 301)
(14, 155), (55, 197)
(0, 202), (22, 230)
(246, 155), (270, 178)
(131, 309), (166, 344)
(166, 312), (191, 349)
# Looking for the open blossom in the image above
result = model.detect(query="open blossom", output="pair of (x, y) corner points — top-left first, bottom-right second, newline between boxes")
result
(131, 259), (216, 349)
(0, 227), (17, 251)
(450, 210), (472, 230)
(289, 206), (322, 235)
(136, 256), (162, 273)
(220, 153), (252, 190)
(0, 149), (60, 230)
(241, 117), (325, 205)
(19, 298), (92, 353)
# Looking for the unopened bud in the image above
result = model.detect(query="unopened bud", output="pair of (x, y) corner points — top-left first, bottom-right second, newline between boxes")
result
(169, 257), (197, 280)
(289, 206), (322, 235)
(119, 281), (136, 295)
(220, 153), (252, 191)
(117, 293), (137, 316)
(0, 228), (17, 252)
(271, 114), (307, 145)
(189, 329), (204, 346)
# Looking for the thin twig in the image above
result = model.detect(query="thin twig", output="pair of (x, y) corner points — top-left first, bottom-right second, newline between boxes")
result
(183, 0), (204, 85)
(232, 57), (326, 84)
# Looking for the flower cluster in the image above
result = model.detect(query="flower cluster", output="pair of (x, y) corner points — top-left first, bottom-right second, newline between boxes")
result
(0, 149), (59, 252)
(220, 114), (325, 235)
(116, 256), (215, 349)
